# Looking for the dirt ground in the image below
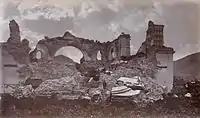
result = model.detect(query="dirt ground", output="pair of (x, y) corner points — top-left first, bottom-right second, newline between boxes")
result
(1, 95), (200, 118)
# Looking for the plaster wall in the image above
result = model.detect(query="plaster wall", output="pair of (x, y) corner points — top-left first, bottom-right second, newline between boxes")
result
(2, 49), (21, 85)
(155, 53), (174, 93)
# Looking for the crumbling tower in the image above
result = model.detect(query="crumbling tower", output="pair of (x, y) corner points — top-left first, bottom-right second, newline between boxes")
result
(137, 21), (165, 55)
(137, 20), (175, 93)
(148, 21), (175, 93)
(118, 32), (131, 57)
(146, 20), (164, 47)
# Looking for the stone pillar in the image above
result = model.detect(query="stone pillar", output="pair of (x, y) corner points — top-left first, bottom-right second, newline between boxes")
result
(118, 33), (131, 57)
(155, 48), (175, 93)
(9, 20), (21, 42)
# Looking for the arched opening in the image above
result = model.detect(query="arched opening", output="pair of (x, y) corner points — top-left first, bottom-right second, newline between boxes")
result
(55, 46), (83, 64)
(111, 48), (116, 59)
(36, 51), (42, 59)
(97, 50), (102, 60)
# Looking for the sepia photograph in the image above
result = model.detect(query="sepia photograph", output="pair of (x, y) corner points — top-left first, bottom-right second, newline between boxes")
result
(0, 0), (200, 117)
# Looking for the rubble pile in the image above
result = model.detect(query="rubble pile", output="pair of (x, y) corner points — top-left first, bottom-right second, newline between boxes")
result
(185, 81), (200, 106)
(101, 56), (158, 86)
(18, 55), (79, 80)
(109, 56), (158, 78)
(11, 55), (87, 99)
(10, 85), (35, 99)
(34, 75), (81, 96)
(9, 73), (86, 99)
(12, 53), (164, 105)
(132, 77), (165, 105)
(99, 57), (165, 104)
(101, 74), (165, 104)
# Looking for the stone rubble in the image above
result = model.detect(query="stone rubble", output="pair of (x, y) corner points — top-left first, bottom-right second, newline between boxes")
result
(34, 75), (82, 96)
(98, 57), (165, 104)
(184, 81), (200, 102)
(185, 93), (192, 98)
(18, 55), (79, 81)
(10, 84), (35, 99)
(9, 54), (165, 105)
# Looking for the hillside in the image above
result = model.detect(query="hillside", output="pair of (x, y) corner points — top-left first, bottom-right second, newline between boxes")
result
(174, 52), (200, 80)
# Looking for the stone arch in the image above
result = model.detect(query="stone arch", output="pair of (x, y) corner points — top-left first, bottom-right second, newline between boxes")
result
(55, 46), (83, 63)
(108, 46), (117, 60)
(36, 50), (42, 59)
(36, 44), (51, 60)
(97, 50), (102, 60)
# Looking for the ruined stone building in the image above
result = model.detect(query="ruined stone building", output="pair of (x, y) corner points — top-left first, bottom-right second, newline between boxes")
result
(0, 19), (175, 93)
(0, 20), (31, 94)
(137, 21), (175, 92)
(29, 20), (175, 92)
(137, 20), (165, 55)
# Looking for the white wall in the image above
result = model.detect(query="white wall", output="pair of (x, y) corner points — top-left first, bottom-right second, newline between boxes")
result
(2, 49), (21, 85)
(155, 53), (174, 93)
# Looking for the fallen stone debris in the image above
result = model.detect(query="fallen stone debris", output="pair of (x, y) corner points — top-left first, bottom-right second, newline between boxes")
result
(10, 84), (35, 99)
(184, 93), (192, 98)
(184, 80), (200, 106)
(7, 56), (166, 107)
(17, 55), (79, 81)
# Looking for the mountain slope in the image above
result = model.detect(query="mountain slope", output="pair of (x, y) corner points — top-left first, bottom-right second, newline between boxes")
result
(174, 52), (200, 79)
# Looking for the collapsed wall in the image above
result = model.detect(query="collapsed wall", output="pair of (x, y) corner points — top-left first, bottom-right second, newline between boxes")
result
(2, 20), (31, 65)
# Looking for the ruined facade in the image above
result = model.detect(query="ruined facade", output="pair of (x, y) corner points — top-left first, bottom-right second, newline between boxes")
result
(2, 20), (31, 65)
(30, 31), (131, 63)
(0, 20), (31, 93)
(137, 21), (175, 92)
(0, 19), (176, 94)
(137, 20), (165, 55)
(2, 20), (131, 65)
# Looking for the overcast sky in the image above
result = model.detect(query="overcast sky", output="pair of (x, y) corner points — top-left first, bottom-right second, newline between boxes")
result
(0, 0), (200, 62)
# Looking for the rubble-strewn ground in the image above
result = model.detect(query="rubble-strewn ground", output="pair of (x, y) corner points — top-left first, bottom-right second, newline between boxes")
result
(3, 82), (200, 118)
(1, 95), (200, 118)
(2, 55), (200, 117)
